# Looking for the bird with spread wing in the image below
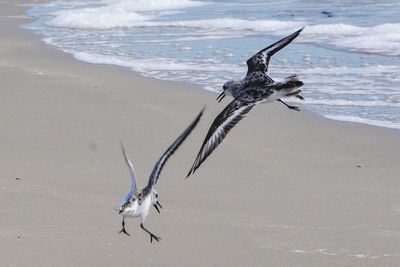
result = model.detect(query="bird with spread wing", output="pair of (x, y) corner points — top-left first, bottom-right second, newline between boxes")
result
(118, 108), (204, 242)
(187, 28), (305, 177)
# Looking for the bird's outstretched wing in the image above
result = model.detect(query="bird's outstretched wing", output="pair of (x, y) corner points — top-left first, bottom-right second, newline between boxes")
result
(143, 108), (204, 191)
(119, 142), (138, 206)
(187, 100), (256, 177)
(246, 27), (304, 76)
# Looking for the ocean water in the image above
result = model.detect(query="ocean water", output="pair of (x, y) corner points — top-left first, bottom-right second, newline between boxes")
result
(24, 0), (400, 129)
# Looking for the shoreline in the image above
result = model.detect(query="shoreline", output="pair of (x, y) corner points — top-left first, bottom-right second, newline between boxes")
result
(1, 1), (400, 267)
(27, 22), (400, 131)
(24, 0), (400, 131)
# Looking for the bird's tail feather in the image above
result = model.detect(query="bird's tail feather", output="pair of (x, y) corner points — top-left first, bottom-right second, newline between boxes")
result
(283, 74), (303, 87)
(274, 74), (304, 93)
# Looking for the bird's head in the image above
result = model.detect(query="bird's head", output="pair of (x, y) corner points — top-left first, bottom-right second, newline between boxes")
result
(217, 80), (236, 102)
(118, 202), (129, 214)
(150, 188), (158, 204)
(151, 188), (163, 214)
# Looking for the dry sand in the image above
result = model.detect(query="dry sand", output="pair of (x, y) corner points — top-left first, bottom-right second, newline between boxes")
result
(1, 1), (400, 266)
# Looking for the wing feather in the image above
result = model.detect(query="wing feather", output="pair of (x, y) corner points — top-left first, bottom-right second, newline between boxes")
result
(144, 107), (204, 190)
(119, 142), (138, 206)
(187, 100), (255, 177)
(246, 27), (304, 76)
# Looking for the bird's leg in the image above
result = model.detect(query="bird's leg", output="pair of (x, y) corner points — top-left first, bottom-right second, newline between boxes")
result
(118, 218), (130, 236)
(278, 99), (300, 111)
(140, 223), (161, 243)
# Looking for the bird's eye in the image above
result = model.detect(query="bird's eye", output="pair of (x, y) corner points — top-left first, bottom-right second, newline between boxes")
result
(155, 194), (158, 198)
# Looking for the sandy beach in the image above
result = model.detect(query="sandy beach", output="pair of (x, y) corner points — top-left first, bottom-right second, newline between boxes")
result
(1, 1), (400, 266)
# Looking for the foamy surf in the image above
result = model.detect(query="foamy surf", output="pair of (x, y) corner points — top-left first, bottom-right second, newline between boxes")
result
(325, 115), (400, 130)
(25, 0), (400, 130)
(47, 0), (205, 29)
(42, 2), (400, 57)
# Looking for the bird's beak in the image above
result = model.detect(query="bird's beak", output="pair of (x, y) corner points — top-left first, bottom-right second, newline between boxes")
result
(216, 91), (225, 102)
(153, 204), (160, 214)
(153, 201), (162, 213)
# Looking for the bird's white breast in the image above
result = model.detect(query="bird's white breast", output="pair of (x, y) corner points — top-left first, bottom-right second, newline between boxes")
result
(122, 195), (152, 219)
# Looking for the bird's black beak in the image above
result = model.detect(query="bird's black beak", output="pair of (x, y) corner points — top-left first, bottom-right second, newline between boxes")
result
(216, 91), (225, 102)
(153, 204), (160, 214)
(153, 201), (162, 213)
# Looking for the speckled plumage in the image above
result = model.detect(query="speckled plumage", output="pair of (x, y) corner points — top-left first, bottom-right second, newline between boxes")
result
(187, 28), (305, 177)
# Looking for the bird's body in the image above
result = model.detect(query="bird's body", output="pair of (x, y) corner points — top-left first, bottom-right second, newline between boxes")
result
(187, 28), (305, 177)
(119, 189), (154, 219)
(224, 75), (302, 103)
(118, 108), (204, 242)
(119, 180), (160, 218)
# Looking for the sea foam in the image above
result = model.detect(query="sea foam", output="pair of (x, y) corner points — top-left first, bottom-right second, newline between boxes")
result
(26, 0), (400, 130)
(325, 115), (400, 130)
(44, 0), (400, 56)
(305, 23), (400, 56)
(47, 0), (206, 29)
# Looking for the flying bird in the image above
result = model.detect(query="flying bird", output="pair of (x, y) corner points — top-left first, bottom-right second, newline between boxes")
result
(187, 28), (305, 177)
(118, 108), (204, 242)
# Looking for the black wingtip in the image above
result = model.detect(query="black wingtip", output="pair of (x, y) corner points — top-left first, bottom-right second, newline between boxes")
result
(200, 106), (206, 116)
(292, 27), (305, 38)
(186, 166), (197, 179)
(193, 106), (205, 124)
(184, 108), (205, 180)
(296, 26), (305, 34)
(201, 106), (206, 113)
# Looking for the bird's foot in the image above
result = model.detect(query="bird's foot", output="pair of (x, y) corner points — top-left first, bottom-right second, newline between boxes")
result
(150, 233), (161, 243)
(278, 99), (300, 111)
(118, 228), (130, 236)
(141, 223), (161, 243)
(288, 105), (300, 111)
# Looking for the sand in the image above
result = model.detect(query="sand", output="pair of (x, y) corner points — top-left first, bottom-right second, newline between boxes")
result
(1, 1), (400, 266)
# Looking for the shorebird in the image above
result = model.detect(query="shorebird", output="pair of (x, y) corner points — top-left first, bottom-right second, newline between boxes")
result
(118, 108), (204, 242)
(187, 28), (304, 177)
